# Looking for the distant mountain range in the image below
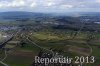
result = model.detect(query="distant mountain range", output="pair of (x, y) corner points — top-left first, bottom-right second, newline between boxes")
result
(0, 11), (100, 18)
(0, 11), (100, 23)
(0, 11), (52, 20)
(0, 11), (100, 32)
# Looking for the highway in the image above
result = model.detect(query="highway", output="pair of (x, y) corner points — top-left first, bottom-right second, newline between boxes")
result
(0, 35), (13, 49)
(0, 35), (13, 66)
(0, 30), (20, 66)
(0, 29), (21, 49)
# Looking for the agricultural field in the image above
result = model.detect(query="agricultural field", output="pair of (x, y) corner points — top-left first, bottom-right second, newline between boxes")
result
(0, 11), (100, 66)
(29, 29), (100, 66)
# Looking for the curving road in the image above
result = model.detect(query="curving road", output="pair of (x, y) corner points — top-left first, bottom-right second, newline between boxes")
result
(0, 61), (9, 66)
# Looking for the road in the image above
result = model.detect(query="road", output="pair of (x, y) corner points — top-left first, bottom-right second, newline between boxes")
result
(26, 35), (55, 56)
(0, 61), (9, 66)
(0, 30), (21, 66)
(21, 32), (54, 54)
(0, 35), (13, 49)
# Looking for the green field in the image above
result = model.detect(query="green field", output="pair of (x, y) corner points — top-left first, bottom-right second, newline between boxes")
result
(0, 28), (100, 66)
(29, 29), (100, 66)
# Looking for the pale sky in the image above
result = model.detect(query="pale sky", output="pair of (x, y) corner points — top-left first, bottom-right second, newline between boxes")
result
(0, 0), (100, 13)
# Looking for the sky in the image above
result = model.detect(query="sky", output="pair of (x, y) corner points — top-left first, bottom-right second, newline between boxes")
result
(0, 0), (100, 13)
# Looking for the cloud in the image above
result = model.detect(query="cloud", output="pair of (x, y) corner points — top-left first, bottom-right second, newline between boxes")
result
(11, 0), (25, 7)
(0, 0), (25, 8)
(61, 4), (73, 8)
(0, 0), (100, 12)
(30, 2), (37, 7)
(96, 0), (100, 2)
(46, 2), (55, 7)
